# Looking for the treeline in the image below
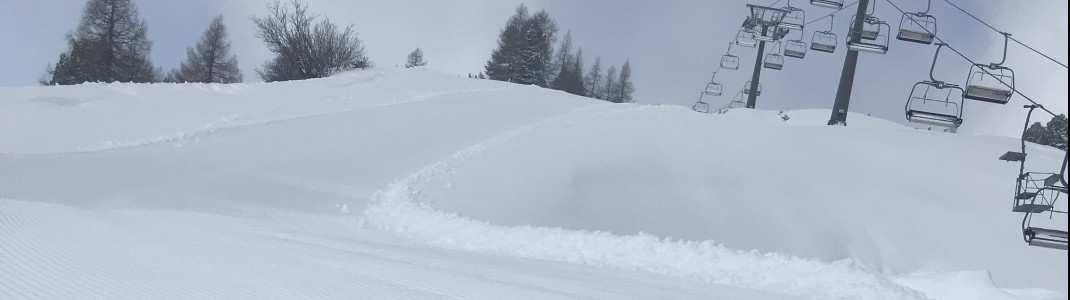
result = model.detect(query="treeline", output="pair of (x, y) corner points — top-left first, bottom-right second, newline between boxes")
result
(40, 0), (370, 85)
(39, 0), (637, 103)
(1023, 115), (1068, 150)
(476, 5), (636, 103)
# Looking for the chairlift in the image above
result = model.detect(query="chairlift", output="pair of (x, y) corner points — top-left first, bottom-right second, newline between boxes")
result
(744, 8), (791, 43)
(905, 82), (964, 130)
(811, 15), (838, 53)
(736, 27), (758, 48)
(778, 1), (806, 31)
(847, 16), (890, 55)
(964, 33), (1015, 104)
(764, 42), (785, 70)
(724, 91), (746, 111)
(743, 81), (762, 96)
(704, 72), (723, 96)
(721, 43), (740, 70)
(904, 44), (963, 131)
(810, 0), (843, 10)
(897, 0), (937, 45)
(754, 29), (777, 42)
(1000, 105), (1069, 250)
(851, 3), (877, 40)
(850, 15), (881, 41)
(693, 93), (711, 113)
(784, 30), (808, 59)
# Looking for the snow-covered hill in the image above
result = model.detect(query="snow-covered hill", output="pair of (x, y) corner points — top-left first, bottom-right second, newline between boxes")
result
(1, 69), (1066, 300)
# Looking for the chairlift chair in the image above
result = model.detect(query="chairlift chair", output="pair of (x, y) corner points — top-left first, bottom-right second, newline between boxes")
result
(778, 2), (806, 31)
(704, 72), (723, 96)
(736, 27), (758, 48)
(905, 82), (964, 131)
(855, 2), (880, 40)
(897, 0), (936, 45)
(746, 5), (791, 42)
(847, 16), (890, 55)
(811, 16), (838, 53)
(1026, 227), (1068, 250)
(728, 91), (747, 109)
(964, 33), (1014, 104)
(743, 81), (762, 96)
(693, 98), (711, 113)
(784, 30), (808, 59)
(764, 42), (785, 70)
(965, 64), (1014, 104)
(721, 43), (740, 70)
(999, 105), (1069, 251)
(810, 0), (843, 10)
(904, 43), (963, 131)
(754, 29), (778, 42)
(850, 15), (881, 41)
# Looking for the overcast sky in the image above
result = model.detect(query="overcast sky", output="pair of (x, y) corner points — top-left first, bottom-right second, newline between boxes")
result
(1, 0), (1066, 137)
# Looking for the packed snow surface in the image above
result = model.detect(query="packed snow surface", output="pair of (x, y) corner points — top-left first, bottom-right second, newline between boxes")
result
(1, 69), (1066, 299)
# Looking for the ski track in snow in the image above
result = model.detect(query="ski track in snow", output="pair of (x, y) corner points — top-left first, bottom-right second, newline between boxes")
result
(362, 105), (936, 300)
(2, 88), (505, 156)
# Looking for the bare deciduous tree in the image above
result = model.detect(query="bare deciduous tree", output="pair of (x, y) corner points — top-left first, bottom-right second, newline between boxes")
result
(252, 0), (371, 82)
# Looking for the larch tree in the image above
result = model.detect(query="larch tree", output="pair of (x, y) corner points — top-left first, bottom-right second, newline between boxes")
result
(484, 4), (557, 87)
(603, 65), (618, 102)
(405, 48), (427, 68)
(43, 0), (157, 85)
(616, 60), (635, 103)
(168, 16), (243, 83)
(584, 57), (603, 100)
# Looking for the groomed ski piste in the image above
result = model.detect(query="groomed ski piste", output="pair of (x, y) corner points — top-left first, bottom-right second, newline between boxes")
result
(1, 69), (1066, 299)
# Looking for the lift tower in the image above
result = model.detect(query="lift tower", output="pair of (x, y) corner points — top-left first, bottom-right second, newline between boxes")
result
(743, 5), (789, 109)
(827, 0), (871, 125)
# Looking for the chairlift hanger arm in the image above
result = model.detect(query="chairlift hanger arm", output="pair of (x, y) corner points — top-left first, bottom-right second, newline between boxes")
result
(996, 32), (1009, 66)
(1061, 151), (1068, 188)
(941, 0), (1068, 69)
(886, 0), (1070, 125)
(928, 43), (946, 83)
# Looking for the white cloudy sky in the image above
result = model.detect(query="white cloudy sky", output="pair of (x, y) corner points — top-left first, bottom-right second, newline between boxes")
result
(1, 0), (1066, 137)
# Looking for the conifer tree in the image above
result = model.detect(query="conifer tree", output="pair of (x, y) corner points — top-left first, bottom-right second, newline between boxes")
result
(484, 4), (557, 87)
(584, 57), (603, 99)
(43, 0), (157, 85)
(617, 60), (635, 103)
(603, 65), (618, 102)
(168, 16), (242, 83)
(405, 48), (427, 68)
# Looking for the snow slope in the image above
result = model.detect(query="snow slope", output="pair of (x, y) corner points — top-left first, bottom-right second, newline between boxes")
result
(1, 69), (1066, 299)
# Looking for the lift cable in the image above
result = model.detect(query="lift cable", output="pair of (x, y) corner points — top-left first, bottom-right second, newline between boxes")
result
(805, 1), (859, 26)
(940, 0), (1068, 69)
(886, 0), (1068, 124)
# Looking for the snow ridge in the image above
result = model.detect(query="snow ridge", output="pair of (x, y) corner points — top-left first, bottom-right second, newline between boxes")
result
(362, 105), (931, 300)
